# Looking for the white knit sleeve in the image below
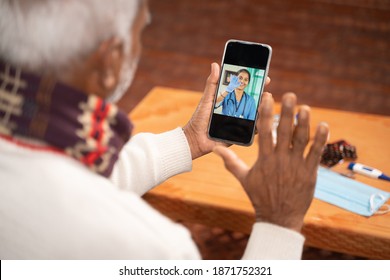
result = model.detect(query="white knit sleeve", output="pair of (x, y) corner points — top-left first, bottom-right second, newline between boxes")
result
(109, 127), (192, 196)
(242, 222), (305, 260)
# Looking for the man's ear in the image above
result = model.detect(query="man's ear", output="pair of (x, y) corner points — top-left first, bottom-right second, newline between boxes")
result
(84, 37), (125, 98)
(97, 37), (125, 92)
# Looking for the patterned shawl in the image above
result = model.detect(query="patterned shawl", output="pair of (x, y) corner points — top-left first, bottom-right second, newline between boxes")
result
(0, 61), (133, 177)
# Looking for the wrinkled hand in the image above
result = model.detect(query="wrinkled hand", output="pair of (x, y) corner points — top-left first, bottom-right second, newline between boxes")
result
(214, 92), (329, 232)
(184, 63), (271, 159)
(226, 75), (241, 92)
(183, 63), (221, 159)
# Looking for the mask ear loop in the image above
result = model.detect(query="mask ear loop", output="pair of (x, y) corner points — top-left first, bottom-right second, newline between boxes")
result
(370, 194), (390, 215)
(376, 205), (390, 215)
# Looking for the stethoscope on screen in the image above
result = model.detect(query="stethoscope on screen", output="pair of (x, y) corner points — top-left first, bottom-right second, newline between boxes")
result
(226, 93), (248, 118)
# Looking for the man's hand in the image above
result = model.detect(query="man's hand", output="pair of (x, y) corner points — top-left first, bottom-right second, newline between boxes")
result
(214, 92), (329, 232)
(183, 63), (221, 159)
(183, 63), (270, 159)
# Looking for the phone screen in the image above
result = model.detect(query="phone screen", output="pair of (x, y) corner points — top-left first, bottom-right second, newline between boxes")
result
(208, 40), (272, 145)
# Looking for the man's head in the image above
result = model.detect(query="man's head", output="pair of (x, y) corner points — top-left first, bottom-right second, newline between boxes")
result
(0, 0), (150, 102)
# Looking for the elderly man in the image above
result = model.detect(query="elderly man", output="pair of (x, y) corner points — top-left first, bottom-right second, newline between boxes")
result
(0, 0), (328, 259)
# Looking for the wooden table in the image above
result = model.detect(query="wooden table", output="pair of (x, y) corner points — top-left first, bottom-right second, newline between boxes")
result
(130, 86), (390, 259)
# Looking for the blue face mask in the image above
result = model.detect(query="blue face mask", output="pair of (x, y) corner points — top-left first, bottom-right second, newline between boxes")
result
(315, 167), (390, 217)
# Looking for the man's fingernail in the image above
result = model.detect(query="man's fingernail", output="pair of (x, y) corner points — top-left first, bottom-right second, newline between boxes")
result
(319, 122), (328, 130)
(299, 106), (310, 119)
(283, 93), (296, 107)
(285, 97), (293, 107)
(318, 122), (329, 137)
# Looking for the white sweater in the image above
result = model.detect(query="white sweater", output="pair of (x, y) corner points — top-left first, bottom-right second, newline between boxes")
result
(0, 128), (304, 259)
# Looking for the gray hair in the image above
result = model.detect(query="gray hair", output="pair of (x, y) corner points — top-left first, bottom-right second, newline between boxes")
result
(0, 0), (139, 72)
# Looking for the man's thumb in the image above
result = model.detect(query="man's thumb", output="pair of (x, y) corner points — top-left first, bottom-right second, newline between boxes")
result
(203, 63), (220, 101)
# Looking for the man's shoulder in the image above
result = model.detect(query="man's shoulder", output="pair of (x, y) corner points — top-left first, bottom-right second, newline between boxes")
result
(0, 138), (200, 259)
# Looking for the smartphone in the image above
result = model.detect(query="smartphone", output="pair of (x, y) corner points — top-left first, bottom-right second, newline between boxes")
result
(208, 40), (272, 146)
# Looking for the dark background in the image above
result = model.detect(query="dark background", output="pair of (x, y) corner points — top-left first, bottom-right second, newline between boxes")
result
(119, 0), (390, 116)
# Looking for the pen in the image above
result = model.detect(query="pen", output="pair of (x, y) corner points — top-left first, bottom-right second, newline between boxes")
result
(348, 162), (390, 182)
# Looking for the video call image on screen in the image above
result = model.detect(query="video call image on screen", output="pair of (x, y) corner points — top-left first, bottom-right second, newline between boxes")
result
(214, 64), (265, 121)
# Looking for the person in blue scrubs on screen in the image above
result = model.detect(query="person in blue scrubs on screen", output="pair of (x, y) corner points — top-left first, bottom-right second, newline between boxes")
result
(215, 69), (257, 120)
